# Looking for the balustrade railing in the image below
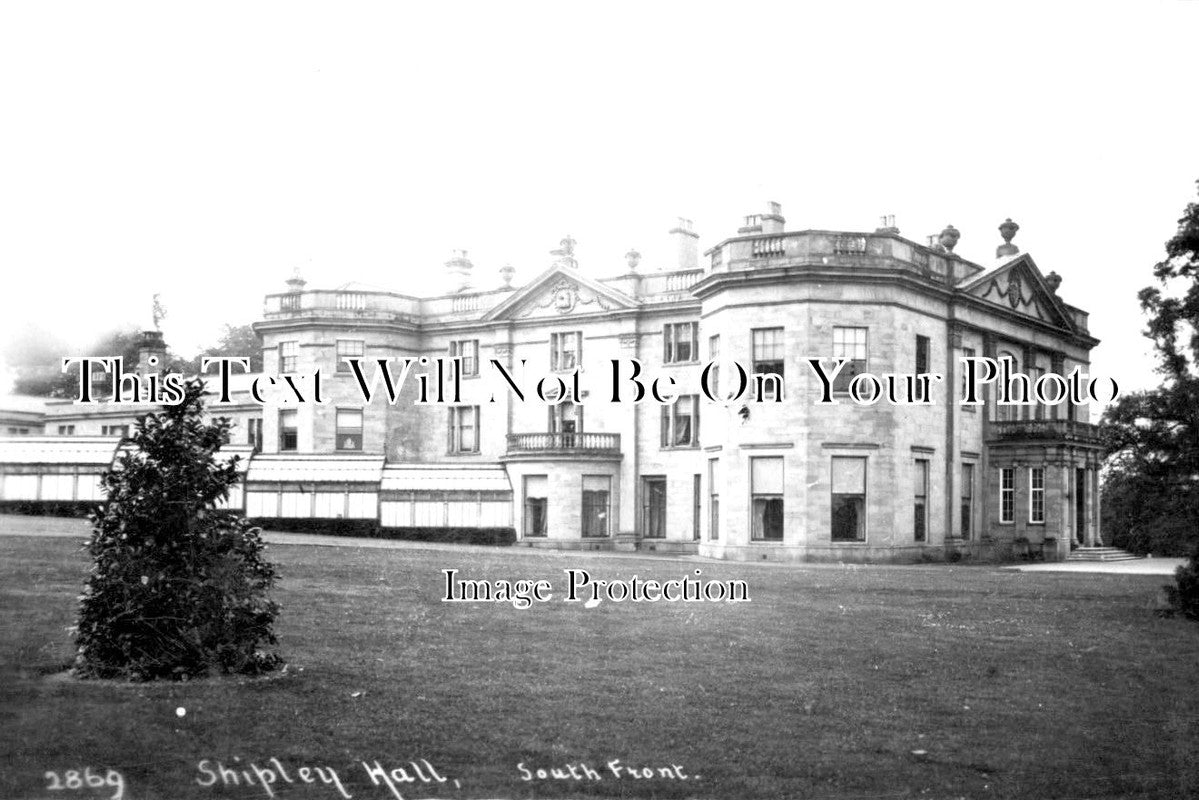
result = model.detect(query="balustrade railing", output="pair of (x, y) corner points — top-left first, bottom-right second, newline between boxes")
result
(506, 432), (621, 453)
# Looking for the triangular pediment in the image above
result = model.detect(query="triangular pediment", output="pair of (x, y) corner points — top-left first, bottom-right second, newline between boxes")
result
(482, 267), (639, 321)
(959, 254), (1076, 332)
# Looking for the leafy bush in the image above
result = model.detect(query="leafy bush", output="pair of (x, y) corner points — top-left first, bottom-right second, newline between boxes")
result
(73, 380), (281, 680)
(1163, 541), (1199, 621)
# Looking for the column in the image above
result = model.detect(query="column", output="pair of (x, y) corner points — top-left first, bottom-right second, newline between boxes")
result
(617, 331), (640, 535)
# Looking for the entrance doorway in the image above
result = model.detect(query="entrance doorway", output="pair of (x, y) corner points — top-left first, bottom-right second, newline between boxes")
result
(642, 476), (666, 539)
(550, 402), (582, 448)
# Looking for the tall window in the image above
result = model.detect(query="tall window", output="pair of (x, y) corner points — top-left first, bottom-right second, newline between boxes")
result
(961, 463), (974, 539)
(450, 339), (479, 377)
(693, 474), (702, 541)
(660, 395), (700, 447)
(336, 409), (363, 451)
(708, 458), (720, 541)
(914, 459), (928, 542)
(831, 456), (867, 541)
(999, 466), (1015, 523)
(1029, 467), (1045, 523)
(995, 351), (1018, 422)
(278, 410), (297, 452)
(1028, 363), (1045, 420)
(915, 335), (931, 401)
(664, 322), (698, 363)
(708, 335), (721, 398)
(750, 457), (784, 541)
(279, 341), (298, 374)
(336, 339), (364, 373)
(642, 476), (666, 539)
(550, 331), (581, 371)
(832, 327), (868, 393)
(448, 406), (479, 453)
(961, 347), (976, 412)
(916, 335), (930, 375)
(247, 418), (263, 453)
(524, 475), (547, 537)
(582, 476), (610, 538)
(752, 328), (785, 399)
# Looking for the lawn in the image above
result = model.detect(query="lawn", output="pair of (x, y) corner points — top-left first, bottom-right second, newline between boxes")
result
(1, 523), (1197, 800)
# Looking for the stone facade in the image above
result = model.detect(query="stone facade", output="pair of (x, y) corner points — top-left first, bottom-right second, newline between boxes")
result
(245, 206), (1104, 561)
(4, 205), (1105, 561)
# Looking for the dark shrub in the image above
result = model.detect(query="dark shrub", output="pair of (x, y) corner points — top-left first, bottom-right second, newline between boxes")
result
(73, 380), (281, 680)
(1163, 541), (1199, 621)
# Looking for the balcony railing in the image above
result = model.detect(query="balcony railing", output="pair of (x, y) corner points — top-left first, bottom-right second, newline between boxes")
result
(506, 432), (621, 455)
(988, 420), (1103, 445)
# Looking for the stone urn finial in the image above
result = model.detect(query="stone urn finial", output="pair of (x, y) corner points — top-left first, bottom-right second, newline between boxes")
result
(285, 267), (307, 292)
(625, 248), (641, 271)
(997, 218), (1020, 259)
(938, 224), (961, 253)
(500, 264), (516, 288)
(1045, 271), (1062, 293)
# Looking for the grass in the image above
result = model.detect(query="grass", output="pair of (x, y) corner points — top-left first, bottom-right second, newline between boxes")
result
(1, 521), (1197, 800)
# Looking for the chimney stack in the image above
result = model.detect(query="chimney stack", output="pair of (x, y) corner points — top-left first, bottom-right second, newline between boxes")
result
(669, 218), (699, 270)
(761, 201), (785, 234)
(445, 249), (474, 293)
(875, 215), (899, 235)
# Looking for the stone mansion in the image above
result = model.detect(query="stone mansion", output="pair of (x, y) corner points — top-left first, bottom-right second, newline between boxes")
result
(0, 204), (1106, 561)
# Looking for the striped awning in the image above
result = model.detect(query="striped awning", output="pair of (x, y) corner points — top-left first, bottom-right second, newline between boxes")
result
(381, 464), (512, 493)
(0, 436), (120, 466)
(246, 454), (386, 484)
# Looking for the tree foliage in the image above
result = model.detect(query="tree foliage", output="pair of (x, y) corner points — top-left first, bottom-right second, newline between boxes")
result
(192, 323), (264, 374)
(1101, 182), (1199, 615)
(7, 327), (143, 398)
(73, 380), (281, 680)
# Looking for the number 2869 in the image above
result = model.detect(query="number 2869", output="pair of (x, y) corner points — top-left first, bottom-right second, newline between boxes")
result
(44, 768), (125, 800)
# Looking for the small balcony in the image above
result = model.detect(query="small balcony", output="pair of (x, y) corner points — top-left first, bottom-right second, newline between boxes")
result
(987, 419), (1104, 446)
(504, 432), (622, 460)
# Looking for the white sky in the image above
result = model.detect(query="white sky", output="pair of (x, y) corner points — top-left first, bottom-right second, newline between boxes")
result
(2, 1), (1197, 396)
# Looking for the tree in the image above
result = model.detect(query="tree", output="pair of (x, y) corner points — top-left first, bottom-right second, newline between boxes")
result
(1102, 181), (1199, 557)
(193, 324), (264, 374)
(6, 327), (142, 398)
(73, 380), (281, 680)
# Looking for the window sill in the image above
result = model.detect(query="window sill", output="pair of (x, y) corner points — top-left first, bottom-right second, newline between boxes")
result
(663, 360), (701, 367)
(661, 444), (701, 451)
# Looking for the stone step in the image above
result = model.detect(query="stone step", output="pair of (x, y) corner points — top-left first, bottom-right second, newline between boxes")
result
(1067, 546), (1143, 562)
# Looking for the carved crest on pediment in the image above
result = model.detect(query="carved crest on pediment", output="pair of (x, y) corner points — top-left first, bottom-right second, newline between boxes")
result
(1006, 274), (1022, 309)
(519, 280), (616, 317)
